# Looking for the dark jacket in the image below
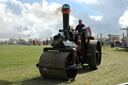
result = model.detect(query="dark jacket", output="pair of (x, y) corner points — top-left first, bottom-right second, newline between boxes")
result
(75, 24), (85, 33)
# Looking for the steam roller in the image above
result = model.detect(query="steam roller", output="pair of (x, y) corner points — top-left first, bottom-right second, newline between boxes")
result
(37, 4), (102, 80)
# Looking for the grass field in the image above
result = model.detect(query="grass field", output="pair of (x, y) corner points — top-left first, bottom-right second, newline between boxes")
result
(0, 45), (128, 85)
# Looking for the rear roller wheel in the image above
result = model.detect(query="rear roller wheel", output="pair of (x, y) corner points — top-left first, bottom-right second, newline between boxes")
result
(88, 40), (101, 70)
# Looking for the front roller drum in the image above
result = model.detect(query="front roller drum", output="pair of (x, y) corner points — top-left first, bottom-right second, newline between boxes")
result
(38, 51), (77, 80)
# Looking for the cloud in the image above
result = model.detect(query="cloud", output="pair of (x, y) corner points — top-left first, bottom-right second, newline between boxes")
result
(80, 0), (128, 36)
(119, 9), (128, 28)
(75, 0), (98, 4)
(1, 0), (128, 40)
(0, 3), (16, 34)
(89, 16), (103, 21)
(0, 0), (78, 40)
(0, 0), (7, 2)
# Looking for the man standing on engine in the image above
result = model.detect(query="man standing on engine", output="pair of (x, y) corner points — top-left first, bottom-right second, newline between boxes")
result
(75, 19), (85, 34)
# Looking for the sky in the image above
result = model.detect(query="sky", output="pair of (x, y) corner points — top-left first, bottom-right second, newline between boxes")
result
(0, 0), (128, 40)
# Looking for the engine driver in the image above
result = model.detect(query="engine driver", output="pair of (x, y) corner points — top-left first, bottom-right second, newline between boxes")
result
(75, 19), (85, 34)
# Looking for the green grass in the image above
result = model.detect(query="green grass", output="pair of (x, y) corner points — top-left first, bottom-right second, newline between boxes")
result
(0, 45), (128, 85)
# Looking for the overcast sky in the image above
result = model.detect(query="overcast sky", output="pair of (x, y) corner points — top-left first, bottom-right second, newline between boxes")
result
(0, 0), (128, 40)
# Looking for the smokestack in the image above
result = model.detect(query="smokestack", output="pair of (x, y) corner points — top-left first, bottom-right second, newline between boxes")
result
(62, 4), (70, 40)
